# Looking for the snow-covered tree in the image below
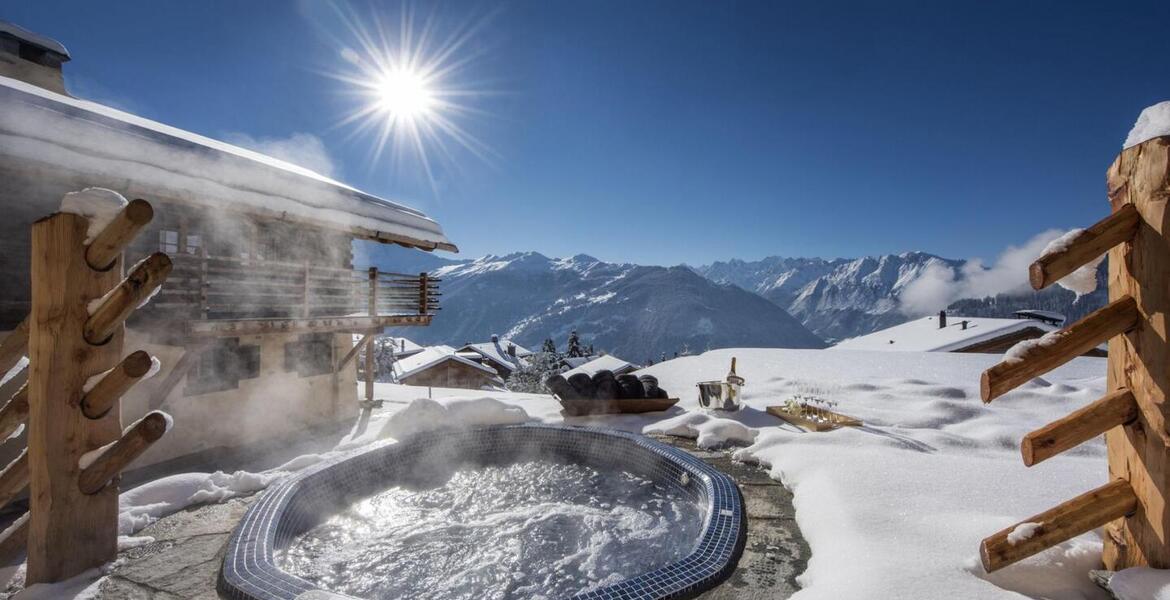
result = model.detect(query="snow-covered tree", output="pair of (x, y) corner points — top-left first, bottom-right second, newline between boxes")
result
(505, 352), (563, 394)
(541, 338), (557, 354)
(566, 330), (584, 358)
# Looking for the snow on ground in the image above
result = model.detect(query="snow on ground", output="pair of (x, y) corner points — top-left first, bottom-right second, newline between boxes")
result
(13, 346), (1144, 599)
(346, 348), (1118, 600)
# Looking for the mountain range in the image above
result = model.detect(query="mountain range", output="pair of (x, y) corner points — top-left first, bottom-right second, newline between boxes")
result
(355, 242), (1106, 359)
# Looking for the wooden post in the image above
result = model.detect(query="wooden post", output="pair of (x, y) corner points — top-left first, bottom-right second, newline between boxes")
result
(77, 412), (168, 495)
(85, 199), (153, 271)
(419, 272), (428, 315)
(1103, 135), (1170, 569)
(198, 245), (209, 320)
(1029, 203), (1139, 290)
(981, 296), (1138, 402)
(81, 351), (153, 419)
(302, 260), (311, 318)
(27, 213), (123, 582)
(981, 479), (1137, 572)
(366, 268), (377, 405)
(0, 384), (29, 443)
(83, 252), (172, 345)
(0, 317), (29, 377)
(1021, 388), (1138, 466)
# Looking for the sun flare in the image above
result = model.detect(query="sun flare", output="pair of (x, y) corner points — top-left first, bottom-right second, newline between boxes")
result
(374, 68), (435, 119)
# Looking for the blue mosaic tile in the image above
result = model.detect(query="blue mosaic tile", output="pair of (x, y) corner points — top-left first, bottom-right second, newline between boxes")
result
(219, 423), (746, 600)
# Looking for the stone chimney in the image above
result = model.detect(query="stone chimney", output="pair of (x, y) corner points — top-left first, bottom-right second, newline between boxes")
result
(0, 22), (70, 95)
(507, 343), (516, 357)
(938, 310), (947, 329)
(491, 334), (499, 343)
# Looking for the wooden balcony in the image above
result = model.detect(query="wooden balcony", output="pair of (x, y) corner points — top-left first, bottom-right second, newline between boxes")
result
(139, 253), (439, 338)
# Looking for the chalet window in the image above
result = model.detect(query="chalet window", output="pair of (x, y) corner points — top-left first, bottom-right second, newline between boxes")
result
(284, 333), (334, 377)
(185, 234), (203, 256)
(159, 230), (179, 254)
(185, 338), (261, 396)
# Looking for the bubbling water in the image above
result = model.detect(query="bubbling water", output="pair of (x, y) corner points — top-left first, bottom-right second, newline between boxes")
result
(277, 460), (703, 599)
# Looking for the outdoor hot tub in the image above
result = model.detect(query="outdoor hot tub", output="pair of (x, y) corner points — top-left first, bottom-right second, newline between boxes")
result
(219, 423), (745, 600)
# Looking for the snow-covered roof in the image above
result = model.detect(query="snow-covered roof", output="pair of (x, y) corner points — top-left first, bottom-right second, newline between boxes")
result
(391, 346), (502, 383)
(831, 316), (1057, 353)
(563, 354), (641, 378)
(0, 74), (456, 252)
(380, 336), (425, 357)
(0, 21), (70, 59)
(457, 339), (532, 372)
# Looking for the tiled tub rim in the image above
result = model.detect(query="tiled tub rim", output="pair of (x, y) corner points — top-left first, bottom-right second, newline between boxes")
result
(218, 423), (747, 600)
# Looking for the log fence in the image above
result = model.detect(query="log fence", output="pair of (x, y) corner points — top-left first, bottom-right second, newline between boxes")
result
(0, 198), (173, 583)
(978, 135), (1170, 573)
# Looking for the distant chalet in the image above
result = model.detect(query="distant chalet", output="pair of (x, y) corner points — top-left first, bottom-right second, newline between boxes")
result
(833, 311), (1106, 357)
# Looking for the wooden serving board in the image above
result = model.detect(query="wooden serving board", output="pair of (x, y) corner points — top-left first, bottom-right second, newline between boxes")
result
(766, 405), (862, 432)
(558, 397), (680, 417)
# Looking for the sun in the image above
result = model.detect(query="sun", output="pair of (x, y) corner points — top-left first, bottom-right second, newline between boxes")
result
(374, 68), (435, 119)
(322, 2), (498, 191)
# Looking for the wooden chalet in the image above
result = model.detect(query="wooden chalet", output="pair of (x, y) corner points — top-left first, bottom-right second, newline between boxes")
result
(0, 23), (455, 468)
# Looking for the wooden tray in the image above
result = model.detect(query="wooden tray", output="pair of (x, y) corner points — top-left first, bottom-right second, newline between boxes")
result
(557, 396), (680, 417)
(766, 405), (862, 432)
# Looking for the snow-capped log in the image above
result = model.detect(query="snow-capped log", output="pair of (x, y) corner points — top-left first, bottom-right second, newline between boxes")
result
(84, 198), (153, 271)
(0, 450), (28, 509)
(1029, 203), (1138, 291)
(1021, 388), (1138, 467)
(81, 351), (153, 420)
(980, 478), (1137, 572)
(78, 412), (169, 495)
(981, 296), (1138, 402)
(0, 317), (28, 378)
(0, 383), (29, 442)
(83, 252), (172, 345)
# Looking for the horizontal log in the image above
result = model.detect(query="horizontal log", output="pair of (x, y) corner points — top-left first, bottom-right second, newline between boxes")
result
(0, 451), (27, 509)
(980, 478), (1137, 572)
(1022, 388), (1138, 466)
(187, 314), (432, 337)
(83, 252), (172, 344)
(81, 351), (153, 419)
(85, 199), (153, 271)
(0, 317), (28, 377)
(982, 296), (1138, 402)
(1029, 204), (1139, 290)
(0, 384), (29, 442)
(78, 412), (169, 495)
(0, 513), (28, 566)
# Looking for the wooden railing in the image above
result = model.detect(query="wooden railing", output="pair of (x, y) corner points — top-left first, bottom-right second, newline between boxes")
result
(142, 253), (440, 321)
(977, 135), (1170, 573)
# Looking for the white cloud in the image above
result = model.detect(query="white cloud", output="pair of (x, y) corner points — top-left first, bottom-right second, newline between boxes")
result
(899, 229), (1066, 316)
(223, 132), (338, 179)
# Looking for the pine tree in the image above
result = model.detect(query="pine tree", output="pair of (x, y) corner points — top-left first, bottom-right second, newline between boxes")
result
(541, 338), (557, 354)
(505, 351), (563, 394)
(567, 330), (584, 358)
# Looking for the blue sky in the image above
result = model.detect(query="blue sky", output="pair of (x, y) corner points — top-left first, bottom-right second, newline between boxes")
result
(5, 1), (1169, 266)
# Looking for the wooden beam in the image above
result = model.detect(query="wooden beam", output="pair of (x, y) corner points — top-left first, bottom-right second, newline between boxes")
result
(1022, 389), (1138, 466)
(337, 330), (376, 372)
(0, 514), (28, 566)
(0, 317), (29, 378)
(187, 314), (430, 338)
(980, 478), (1137, 572)
(146, 342), (209, 411)
(28, 212), (124, 582)
(0, 384), (29, 443)
(981, 296), (1139, 402)
(84, 252), (172, 344)
(1029, 203), (1139, 290)
(0, 451), (28, 509)
(78, 412), (168, 495)
(85, 199), (153, 271)
(81, 351), (153, 419)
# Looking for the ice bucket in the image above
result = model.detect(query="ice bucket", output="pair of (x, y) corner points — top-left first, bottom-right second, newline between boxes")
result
(696, 380), (742, 411)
